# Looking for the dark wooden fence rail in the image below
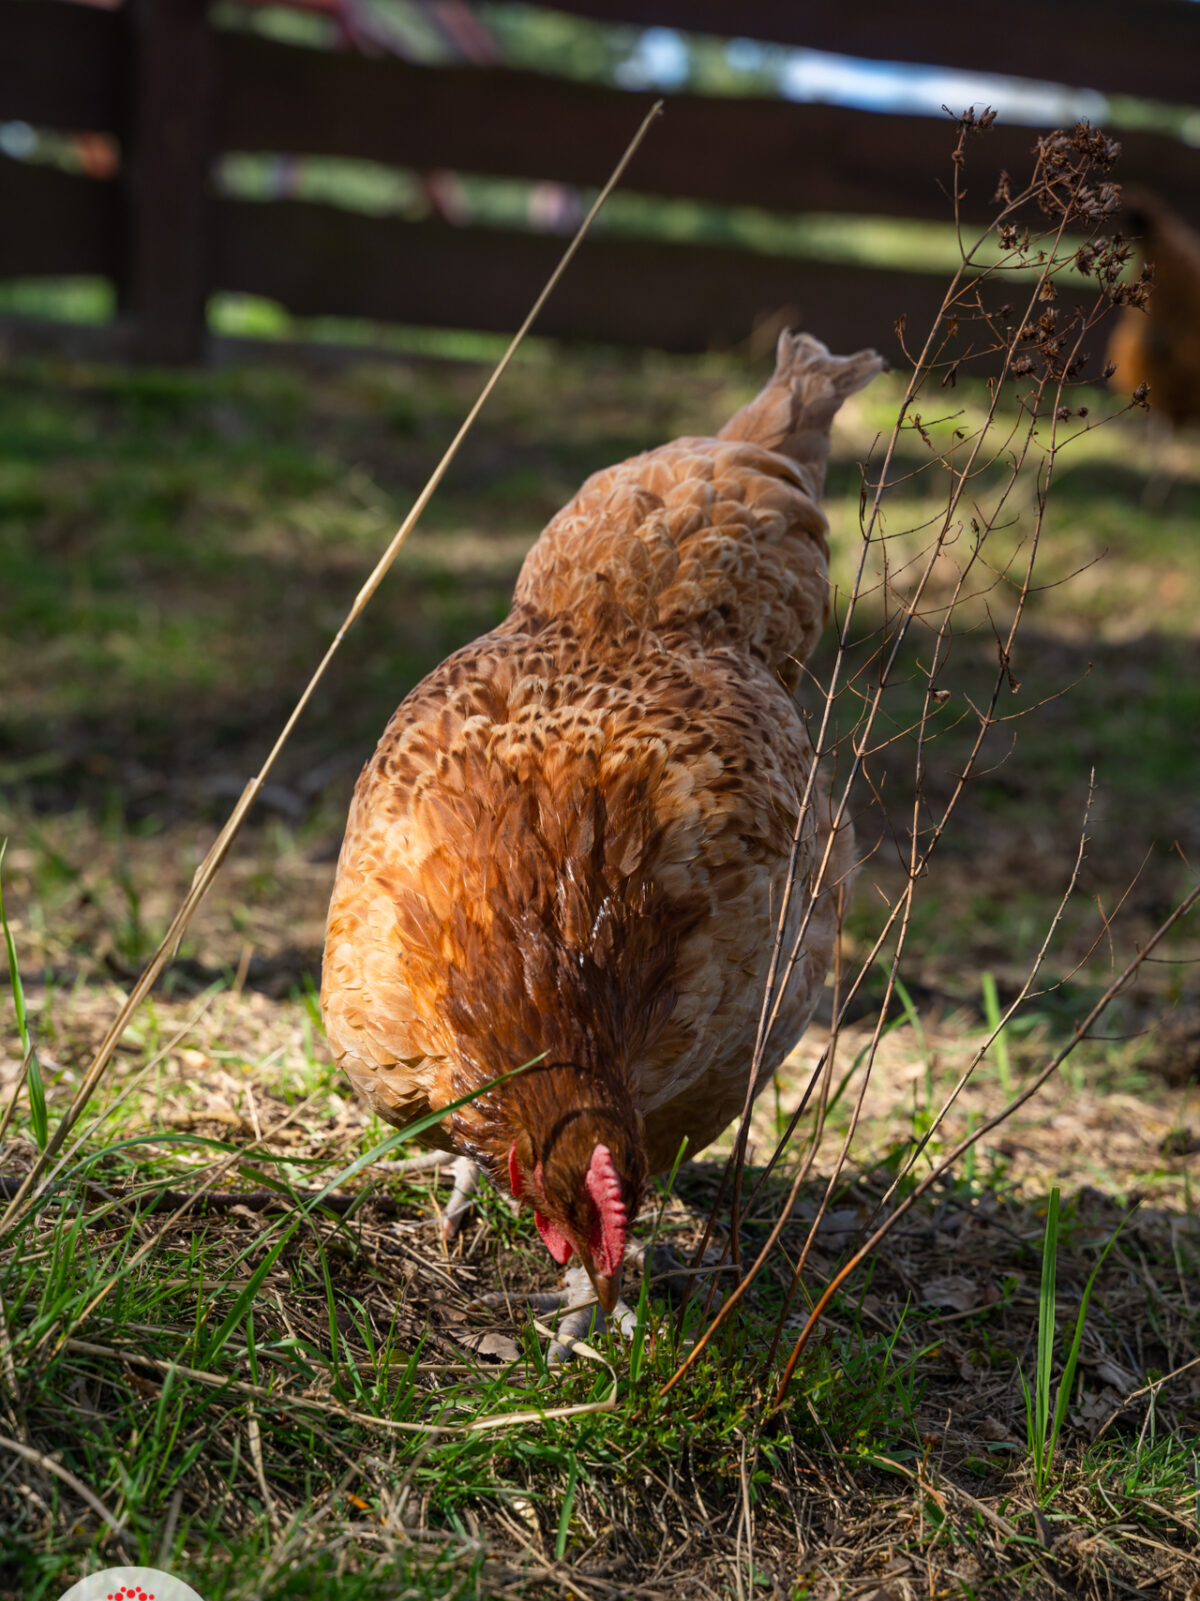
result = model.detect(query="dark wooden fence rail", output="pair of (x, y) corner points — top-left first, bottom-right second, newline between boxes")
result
(1, 0), (1197, 362)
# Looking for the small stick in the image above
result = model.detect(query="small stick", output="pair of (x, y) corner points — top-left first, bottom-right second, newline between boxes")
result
(0, 1175), (378, 1219)
(0, 1430), (127, 1536)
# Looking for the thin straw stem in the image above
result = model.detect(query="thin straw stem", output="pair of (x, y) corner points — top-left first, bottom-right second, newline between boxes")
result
(0, 99), (664, 1236)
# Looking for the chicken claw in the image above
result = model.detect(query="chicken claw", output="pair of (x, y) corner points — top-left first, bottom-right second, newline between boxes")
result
(439, 1155), (481, 1242)
(472, 1263), (637, 1365)
(472, 1242), (719, 1365)
(376, 1151), (483, 1242)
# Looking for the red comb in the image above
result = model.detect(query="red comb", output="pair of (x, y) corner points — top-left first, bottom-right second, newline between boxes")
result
(584, 1144), (626, 1277)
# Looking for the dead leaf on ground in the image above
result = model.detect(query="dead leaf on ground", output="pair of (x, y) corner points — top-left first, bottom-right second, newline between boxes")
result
(456, 1330), (522, 1364)
(977, 1415), (1014, 1442)
(1075, 1386), (1128, 1437)
(920, 1274), (981, 1312)
(1092, 1357), (1138, 1394)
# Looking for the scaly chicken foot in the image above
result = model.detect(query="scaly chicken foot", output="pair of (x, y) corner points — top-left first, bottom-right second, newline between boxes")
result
(475, 1263), (638, 1364)
(375, 1152), (482, 1242)
(474, 1242), (712, 1365)
(439, 1155), (481, 1240)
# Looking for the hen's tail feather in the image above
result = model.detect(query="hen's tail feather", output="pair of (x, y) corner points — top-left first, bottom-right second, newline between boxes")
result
(719, 331), (884, 495)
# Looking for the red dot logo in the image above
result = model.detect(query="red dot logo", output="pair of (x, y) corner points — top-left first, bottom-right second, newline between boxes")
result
(58, 1569), (195, 1601)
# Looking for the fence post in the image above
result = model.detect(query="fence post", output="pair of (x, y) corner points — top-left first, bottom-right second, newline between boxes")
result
(119, 0), (217, 363)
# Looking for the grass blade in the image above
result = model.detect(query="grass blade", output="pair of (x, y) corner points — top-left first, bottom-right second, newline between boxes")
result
(1033, 1188), (1061, 1497)
(0, 841), (29, 1054)
(24, 1056), (48, 1151)
(202, 1223), (298, 1365)
(0, 840), (48, 1149)
(892, 973), (927, 1058)
(981, 972), (1012, 1094)
(1046, 1206), (1133, 1489)
(555, 1453), (579, 1562)
(1018, 1360), (1038, 1485)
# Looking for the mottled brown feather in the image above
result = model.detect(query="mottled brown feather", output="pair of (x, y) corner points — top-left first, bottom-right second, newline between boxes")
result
(321, 332), (882, 1262)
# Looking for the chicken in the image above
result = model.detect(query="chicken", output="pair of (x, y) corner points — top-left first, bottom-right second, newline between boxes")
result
(1106, 190), (1200, 430)
(321, 333), (882, 1332)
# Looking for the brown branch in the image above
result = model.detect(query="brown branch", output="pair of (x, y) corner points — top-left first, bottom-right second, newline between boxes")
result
(0, 1174), (382, 1220)
(672, 120), (1151, 1395)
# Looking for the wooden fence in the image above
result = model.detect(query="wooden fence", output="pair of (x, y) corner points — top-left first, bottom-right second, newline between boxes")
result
(1, 0), (1198, 362)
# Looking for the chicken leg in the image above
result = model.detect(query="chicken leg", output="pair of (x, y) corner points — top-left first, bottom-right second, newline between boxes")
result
(376, 1151), (481, 1241)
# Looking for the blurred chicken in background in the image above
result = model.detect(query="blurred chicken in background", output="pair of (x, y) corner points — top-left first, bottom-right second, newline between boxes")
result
(1107, 190), (1200, 501)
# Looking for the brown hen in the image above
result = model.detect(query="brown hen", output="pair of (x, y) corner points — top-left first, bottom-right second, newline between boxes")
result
(1107, 190), (1200, 430)
(322, 333), (882, 1320)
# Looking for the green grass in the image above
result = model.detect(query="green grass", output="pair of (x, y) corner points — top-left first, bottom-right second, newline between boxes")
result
(3, 1032), (1195, 1597)
(0, 1098), (924, 1595)
(1020, 1188), (1129, 1504)
(0, 843), (48, 1149)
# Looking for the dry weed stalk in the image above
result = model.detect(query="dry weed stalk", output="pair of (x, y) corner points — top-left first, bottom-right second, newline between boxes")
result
(667, 117), (1192, 1398)
(0, 98), (664, 1238)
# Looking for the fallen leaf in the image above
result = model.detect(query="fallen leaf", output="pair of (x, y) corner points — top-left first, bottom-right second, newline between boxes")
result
(1074, 1386), (1126, 1437)
(1092, 1358), (1137, 1394)
(815, 1207), (862, 1243)
(921, 1274), (981, 1312)
(457, 1330), (522, 1364)
(978, 1415), (1013, 1441)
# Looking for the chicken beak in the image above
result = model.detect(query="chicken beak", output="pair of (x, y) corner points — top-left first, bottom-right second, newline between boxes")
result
(586, 1265), (621, 1316)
